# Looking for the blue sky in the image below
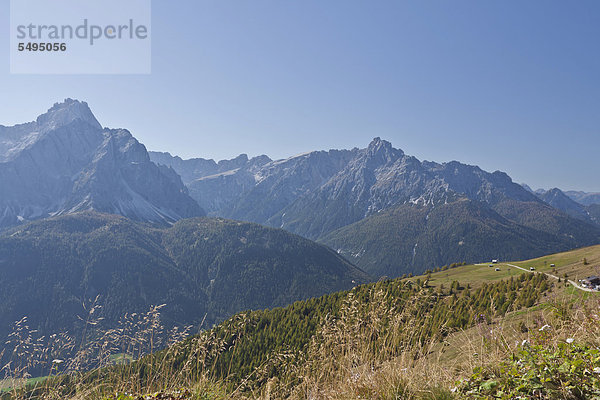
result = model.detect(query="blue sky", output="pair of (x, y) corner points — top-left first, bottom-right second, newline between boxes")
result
(1, 1), (599, 191)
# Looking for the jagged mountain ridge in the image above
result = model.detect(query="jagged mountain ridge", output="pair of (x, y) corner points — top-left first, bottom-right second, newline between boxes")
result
(153, 138), (600, 277)
(150, 148), (358, 220)
(534, 188), (594, 223)
(153, 138), (573, 239)
(266, 139), (549, 239)
(523, 185), (600, 228)
(565, 191), (600, 206)
(3, 101), (597, 278)
(0, 99), (204, 228)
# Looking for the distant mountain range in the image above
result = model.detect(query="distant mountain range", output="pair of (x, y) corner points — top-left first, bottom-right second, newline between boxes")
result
(521, 186), (600, 226)
(0, 212), (367, 344)
(533, 188), (593, 222)
(1, 99), (599, 280)
(2, 98), (600, 368)
(564, 191), (600, 206)
(151, 138), (600, 277)
(0, 99), (203, 229)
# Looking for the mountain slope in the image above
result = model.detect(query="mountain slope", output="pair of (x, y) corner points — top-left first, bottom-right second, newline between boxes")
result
(0, 100), (204, 229)
(320, 199), (572, 277)
(588, 204), (600, 225)
(162, 216), (368, 316)
(150, 149), (357, 219)
(0, 212), (368, 346)
(17, 245), (600, 399)
(534, 188), (595, 224)
(492, 198), (600, 242)
(157, 138), (600, 277)
(148, 151), (271, 186)
(565, 190), (600, 206)
(78, 254), (559, 399)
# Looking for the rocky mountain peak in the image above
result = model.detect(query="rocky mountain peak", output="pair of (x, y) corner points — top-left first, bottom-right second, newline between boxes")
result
(545, 188), (563, 196)
(0, 100), (204, 228)
(534, 187), (593, 223)
(364, 137), (404, 167)
(217, 153), (250, 170)
(36, 99), (102, 131)
(367, 137), (393, 152)
(521, 183), (534, 193)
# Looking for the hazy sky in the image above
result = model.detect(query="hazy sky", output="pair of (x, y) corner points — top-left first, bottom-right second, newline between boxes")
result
(1, 1), (599, 191)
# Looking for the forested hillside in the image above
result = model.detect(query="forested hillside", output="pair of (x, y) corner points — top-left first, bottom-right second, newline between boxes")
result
(321, 199), (579, 277)
(0, 212), (368, 350)
(23, 270), (556, 399)
(6, 245), (600, 399)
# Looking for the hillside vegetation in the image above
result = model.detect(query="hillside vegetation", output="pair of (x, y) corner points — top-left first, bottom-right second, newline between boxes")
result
(4, 244), (600, 399)
(0, 212), (368, 362)
(121, 245), (600, 399)
(153, 139), (600, 279)
(321, 199), (583, 278)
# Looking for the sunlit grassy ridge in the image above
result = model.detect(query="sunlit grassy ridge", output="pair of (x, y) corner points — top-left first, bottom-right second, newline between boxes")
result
(419, 243), (600, 289)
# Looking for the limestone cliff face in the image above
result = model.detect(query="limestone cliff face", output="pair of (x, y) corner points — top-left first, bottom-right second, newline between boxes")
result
(154, 137), (546, 239)
(0, 99), (204, 228)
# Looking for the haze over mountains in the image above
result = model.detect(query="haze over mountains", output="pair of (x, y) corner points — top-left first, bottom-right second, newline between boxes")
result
(151, 138), (600, 277)
(564, 191), (600, 206)
(0, 99), (203, 229)
(521, 185), (600, 225)
(0, 212), (367, 343)
(2, 99), (599, 279)
(0, 100), (369, 347)
(1, 99), (600, 367)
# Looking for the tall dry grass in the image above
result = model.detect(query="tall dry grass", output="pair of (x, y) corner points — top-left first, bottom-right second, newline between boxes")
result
(252, 286), (600, 399)
(1, 285), (598, 399)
